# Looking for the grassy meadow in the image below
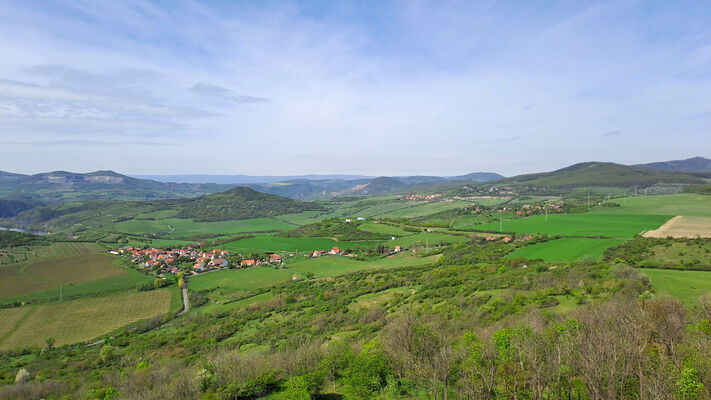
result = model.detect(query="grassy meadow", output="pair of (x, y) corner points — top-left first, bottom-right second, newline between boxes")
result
(641, 268), (711, 303)
(461, 213), (671, 238)
(189, 267), (293, 292)
(595, 194), (711, 217)
(216, 236), (380, 254)
(112, 217), (297, 238)
(287, 253), (441, 278)
(357, 222), (414, 236)
(506, 238), (627, 262)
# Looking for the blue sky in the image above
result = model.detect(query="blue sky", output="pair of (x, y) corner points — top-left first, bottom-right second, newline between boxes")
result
(0, 0), (709, 176)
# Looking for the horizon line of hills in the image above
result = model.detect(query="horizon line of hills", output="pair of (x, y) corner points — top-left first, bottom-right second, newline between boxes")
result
(0, 156), (709, 227)
(0, 157), (709, 205)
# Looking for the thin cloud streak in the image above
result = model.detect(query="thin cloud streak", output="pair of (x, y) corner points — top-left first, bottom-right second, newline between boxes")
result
(0, 1), (709, 176)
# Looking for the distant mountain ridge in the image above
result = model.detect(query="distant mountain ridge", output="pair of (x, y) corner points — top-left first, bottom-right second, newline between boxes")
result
(132, 174), (376, 184)
(634, 157), (711, 172)
(0, 170), (234, 205)
(498, 162), (704, 188)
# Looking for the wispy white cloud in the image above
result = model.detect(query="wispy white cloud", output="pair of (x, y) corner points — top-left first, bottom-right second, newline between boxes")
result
(0, 0), (709, 175)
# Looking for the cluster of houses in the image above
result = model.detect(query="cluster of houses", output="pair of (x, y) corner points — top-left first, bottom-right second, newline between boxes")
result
(514, 203), (562, 216)
(114, 246), (234, 274)
(113, 243), (406, 277)
(484, 235), (533, 243)
(399, 193), (444, 200)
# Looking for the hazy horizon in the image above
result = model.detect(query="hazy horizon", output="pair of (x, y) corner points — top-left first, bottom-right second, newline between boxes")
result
(1, 1), (709, 176)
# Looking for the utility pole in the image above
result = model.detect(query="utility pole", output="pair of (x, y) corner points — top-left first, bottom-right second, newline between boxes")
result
(587, 190), (591, 210)
(499, 214), (503, 232)
(426, 239), (429, 253)
(59, 284), (63, 302)
(545, 201), (548, 222)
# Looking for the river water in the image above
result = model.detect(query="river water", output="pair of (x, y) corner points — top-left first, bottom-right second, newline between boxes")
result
(0, 226), (49, 235)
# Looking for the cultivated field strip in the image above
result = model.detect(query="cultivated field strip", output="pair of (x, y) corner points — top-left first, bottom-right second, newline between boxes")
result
(0, 307), (31, 343)
(0, 289), (172, 350)
(0, 253), (125, 299)
(643, 216), (711, 238)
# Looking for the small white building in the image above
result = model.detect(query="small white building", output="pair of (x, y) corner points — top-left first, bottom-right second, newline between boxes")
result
(345, 218), (353, 223)
(357, 217), (366, 221)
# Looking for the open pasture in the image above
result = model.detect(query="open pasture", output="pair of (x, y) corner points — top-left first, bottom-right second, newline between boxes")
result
(357, 222), (415, 236)
(218, 237), (380, 254)
(188, 267), (293, 292)
(391, 232), (469, 248)
(373, 201), (473, 218)
(351, 201), (430, 217)
(595, 194), (711, 217)
(112, 217), (296, 238)
(0, 289), (173, 350)
(287, 253), (441, 277)
(462, 213), (671, 238)
(506, 238), (626, 262)
(643, 216), (711, 238)
(641, 268), (711, 303)
(274, 211), (325, 226)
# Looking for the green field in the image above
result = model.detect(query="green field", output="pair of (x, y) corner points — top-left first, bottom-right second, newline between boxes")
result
(188, 267), (293, 292)
(641, 268), (711, 303)
(390, 232), (469, 248)
(351, 201), (430, 217)
(0, 288), (173, 350)
(0, 242), (102, 265)
(462, 213), (671, 238)
(370, 201), (473, 218)
(217, 237), (380, 254)
(595, 194), (711, 217)
(357, 222), (414, 236)
(287, 253), (441, 277)
(274, 211), (325, 226)
(506, 238), (627, 262)
(0, 266), (154, 306)
(0, 242), (137, 301)
(112, 217), (297, 238)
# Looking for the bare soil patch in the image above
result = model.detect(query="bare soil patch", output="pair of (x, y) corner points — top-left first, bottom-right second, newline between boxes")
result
(643, 216), (711, 238)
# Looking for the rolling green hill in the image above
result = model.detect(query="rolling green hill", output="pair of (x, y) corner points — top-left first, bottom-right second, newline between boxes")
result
(498, 162), (704, 188)
(171, 186), (323, 222)
(5, 187), (323, 233)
